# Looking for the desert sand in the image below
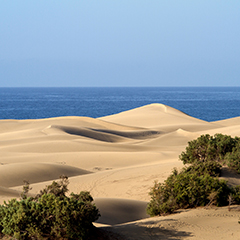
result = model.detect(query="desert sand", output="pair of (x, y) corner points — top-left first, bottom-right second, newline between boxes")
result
(0, 103), (240, 239)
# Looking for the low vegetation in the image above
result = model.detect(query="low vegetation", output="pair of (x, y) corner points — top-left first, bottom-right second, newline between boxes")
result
(147, 134), (240, 216)
(0, 176), (100, 240)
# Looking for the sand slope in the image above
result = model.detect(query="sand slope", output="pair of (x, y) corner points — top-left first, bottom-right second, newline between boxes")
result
(103, 206), (240, 240)
(1, 103), (240, 239)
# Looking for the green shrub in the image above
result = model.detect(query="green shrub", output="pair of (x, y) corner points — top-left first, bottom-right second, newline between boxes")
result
(231, 185), (240, 205)
(148, 134), (240, 217)
(226, 142), (240, 174)
(180, 134), (213, 164)
(184, 160), (222, 177)
(180, 133), (240, 165)
(179, 133), (240, 174)
(34, 175), (69, 200)
(147, 169), (231, 216)
(0, 176), (100, 240)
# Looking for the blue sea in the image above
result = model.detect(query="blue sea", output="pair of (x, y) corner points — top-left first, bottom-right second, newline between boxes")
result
(0, 87), (240, 122)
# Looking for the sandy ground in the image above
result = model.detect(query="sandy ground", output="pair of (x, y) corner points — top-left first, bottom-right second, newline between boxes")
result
(1, 103), (240, 239)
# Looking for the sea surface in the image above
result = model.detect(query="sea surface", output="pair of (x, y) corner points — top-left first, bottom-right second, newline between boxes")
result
(0, 87), (240, 122)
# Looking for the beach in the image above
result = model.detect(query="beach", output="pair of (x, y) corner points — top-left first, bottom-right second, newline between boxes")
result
(1, 103), (240, 239)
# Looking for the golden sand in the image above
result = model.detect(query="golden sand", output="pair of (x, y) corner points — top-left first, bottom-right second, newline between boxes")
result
(1, 104), (240, 239)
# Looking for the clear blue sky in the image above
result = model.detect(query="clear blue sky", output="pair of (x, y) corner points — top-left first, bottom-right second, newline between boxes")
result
(1, 1), (239, 87)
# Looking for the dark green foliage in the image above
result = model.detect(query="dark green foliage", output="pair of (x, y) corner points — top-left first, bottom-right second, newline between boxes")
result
(211, 134), (239, 160)
(180, 133), (240, 174)
(180, 134), (213, 164)
(0, 176), (100, 240)
(180, 133), (240, 165)
(147, 169), (231, 216)
(226, 141), (240, 174)
(70, 191), (94, 202)
(20, 180), (32, 200)
(184, 160), (222, 177)
(231, 185), (240, 204)
(34, 174), (69, 199)
(148, 134), (240, 216)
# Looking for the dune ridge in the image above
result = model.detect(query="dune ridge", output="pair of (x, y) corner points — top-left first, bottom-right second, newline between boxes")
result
(1, 103), (240, 239)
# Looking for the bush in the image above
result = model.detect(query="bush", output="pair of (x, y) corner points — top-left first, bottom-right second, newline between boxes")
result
(180, 133), (240, 174)
(179, 134), (213, 164)
(226, 142), (240, 174)
(147, 134), (240, 216)
(147, 169), (231, 216)
(184, 160), (222, 177)
(0, 176), (100, 240)
(231, 185), (240, 205)
(179, 133), (240, 165)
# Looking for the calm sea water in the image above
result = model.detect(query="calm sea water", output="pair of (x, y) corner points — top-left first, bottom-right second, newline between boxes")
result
(0, 87), (240, 122)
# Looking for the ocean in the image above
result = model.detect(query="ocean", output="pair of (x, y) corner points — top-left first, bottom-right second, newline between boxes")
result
(0, 87), (240, 122)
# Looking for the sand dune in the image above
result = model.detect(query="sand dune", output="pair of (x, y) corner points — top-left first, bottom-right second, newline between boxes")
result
(48, 125), (161, 142)
(0, 162), (91, 187)
(100, 103), (219, 129)
(104, 206), (240, 240)
(0, 186), (20, 198)
(212, 116), (240, 127)
(1, 103), (240, 239)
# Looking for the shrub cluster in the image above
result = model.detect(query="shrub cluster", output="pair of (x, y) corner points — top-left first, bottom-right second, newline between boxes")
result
(147, 168), (233, 216)
(225, 141), (240, 174)
(147, 134), (240, 216)
(0, 176), (100, 240)
(179, 133), (240, 165)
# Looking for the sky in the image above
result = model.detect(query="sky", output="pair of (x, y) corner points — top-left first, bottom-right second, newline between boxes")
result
(0, 1), (240, 87)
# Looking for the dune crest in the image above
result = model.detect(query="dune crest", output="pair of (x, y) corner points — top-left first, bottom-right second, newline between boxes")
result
(1, 103), (240, 239)
(100, 103), (219, 130)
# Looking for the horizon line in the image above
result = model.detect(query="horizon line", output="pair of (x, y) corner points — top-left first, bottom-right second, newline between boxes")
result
(1, 86), (240, 88)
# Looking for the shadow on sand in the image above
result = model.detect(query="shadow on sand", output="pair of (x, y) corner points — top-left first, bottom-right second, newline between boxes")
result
(96, 219), (193, 240)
